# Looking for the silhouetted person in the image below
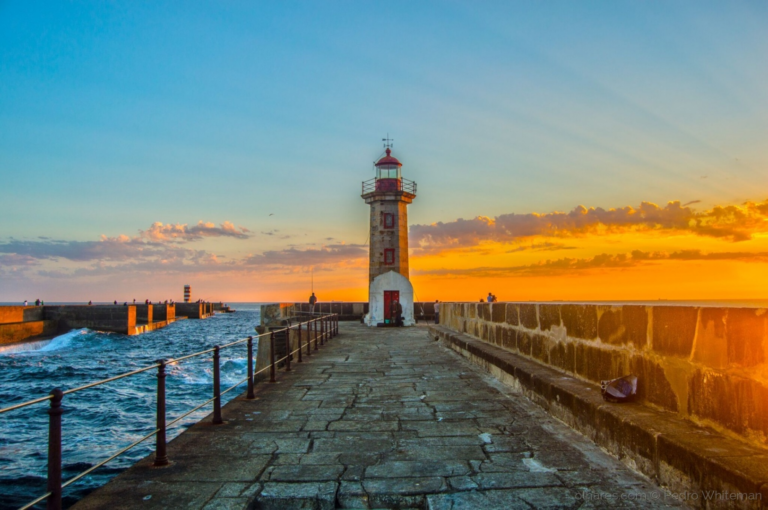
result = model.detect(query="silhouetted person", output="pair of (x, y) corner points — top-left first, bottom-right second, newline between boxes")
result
(434, 300), (440, 324)
(88, 300), (92, 305)
(309, 292), (317, 314)
(396, 301), (403, 327)
(35, 299), (40, 306)
(24, 300), (28, 306)
(114, 300), (117, 305)
(487, 292), (493, 303)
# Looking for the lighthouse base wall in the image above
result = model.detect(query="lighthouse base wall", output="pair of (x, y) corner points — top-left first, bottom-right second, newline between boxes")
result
(365, 271), (415, 327)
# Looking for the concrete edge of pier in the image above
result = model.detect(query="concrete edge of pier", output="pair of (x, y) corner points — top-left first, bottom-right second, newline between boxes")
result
(428, 325), (768, 507)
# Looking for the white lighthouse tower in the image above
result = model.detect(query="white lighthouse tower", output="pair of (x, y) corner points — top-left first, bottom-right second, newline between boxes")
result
(361, 140), (417, 326)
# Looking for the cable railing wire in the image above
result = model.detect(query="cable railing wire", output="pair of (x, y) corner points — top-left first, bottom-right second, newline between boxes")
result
(1, 312), (340, 510)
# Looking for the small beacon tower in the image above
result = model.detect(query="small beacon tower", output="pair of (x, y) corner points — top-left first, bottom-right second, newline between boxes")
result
(361, 141), (417, 326)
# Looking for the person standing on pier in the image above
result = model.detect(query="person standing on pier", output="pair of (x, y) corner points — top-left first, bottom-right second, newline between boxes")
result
(434, 300), (440, 324)
(309, 292), (317, 314)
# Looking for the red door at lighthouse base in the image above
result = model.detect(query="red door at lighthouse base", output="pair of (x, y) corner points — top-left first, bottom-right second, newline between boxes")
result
(383, 291), (400, 324)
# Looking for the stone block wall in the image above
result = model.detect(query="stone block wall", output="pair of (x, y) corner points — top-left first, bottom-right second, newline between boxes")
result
(176, 302), (204, 319)
(440, 302), (768, 447)
(152, 303), (176, 321)
(42, 305), (137, 335)
(0, 320), (57, 345)
(0, 306), (44, 324)
(135, 305), (153, 324)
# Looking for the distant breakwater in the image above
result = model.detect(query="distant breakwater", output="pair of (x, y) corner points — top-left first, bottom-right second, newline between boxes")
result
(0, 302), (221, 346)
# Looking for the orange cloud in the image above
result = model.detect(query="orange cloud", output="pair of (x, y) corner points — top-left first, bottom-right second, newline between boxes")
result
(141, 221), (250, 241)
(413, 249), (768, 278)
(411, 199), (768, 253)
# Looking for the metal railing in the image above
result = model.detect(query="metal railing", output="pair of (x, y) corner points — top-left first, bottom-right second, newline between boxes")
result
(361, 177), (417, 195)
(0, 313), (340, 510)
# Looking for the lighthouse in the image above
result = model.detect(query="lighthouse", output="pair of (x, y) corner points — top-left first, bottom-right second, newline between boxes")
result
(361, 141), (417, 326)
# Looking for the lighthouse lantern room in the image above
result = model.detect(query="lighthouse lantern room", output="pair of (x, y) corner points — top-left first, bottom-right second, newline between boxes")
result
(361, 141), (417, 326)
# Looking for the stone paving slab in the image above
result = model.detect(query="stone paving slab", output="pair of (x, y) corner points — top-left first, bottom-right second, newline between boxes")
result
(74, 323), (684, 509)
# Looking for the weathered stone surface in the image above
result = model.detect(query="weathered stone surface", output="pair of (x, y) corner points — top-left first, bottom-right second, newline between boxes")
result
(548, 340), (575, 373)
(561, 304), (598, 340)
(431, 321), (768, 509)
(256, 481), (337, 510)
(531, 333), (550, 364)
(519, 304), (538, 329)
(630, 356), (678, 412)
(480, 303), (491, 321)
(575, 343), (628, 383)
(491, 302), (506, 323)
(268, 464), (344, 482)
(76, 323), (679, 510)
(652, 306), (698, 357)
(517, 331), (532, 356)
(539, 304), (561, 331)
(427, 490), (530, 509)
(506, 303), (520, 326)
(363, 477), (446, 507)
(693, 308), (728, 369)
(337, 481), (368, 508)
(366, 460), (469, 478)
(688, 370), (768, 438)
(726, 308), (766, 367)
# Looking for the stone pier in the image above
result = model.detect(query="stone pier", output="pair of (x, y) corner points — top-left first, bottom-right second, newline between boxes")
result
(74, 323), (682, 509)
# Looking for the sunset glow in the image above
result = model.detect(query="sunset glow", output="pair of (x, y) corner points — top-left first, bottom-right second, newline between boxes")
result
(1, 2), (766, 303)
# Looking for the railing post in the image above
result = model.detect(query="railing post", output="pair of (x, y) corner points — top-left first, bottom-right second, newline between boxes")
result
(297, 323), (303, 363)
(285, 327), (292, 372)
(320, 317), (325, 346)
(154, 361), (169, 466)
(212, 346), (223, 424)
(246, 336), (255, 399)
(306, 320), (312, 357)
(47, 388), (63, 510)
(335, 314), (339, 336)
(269, 331), (276, 383)
(314, 320), (319, 351)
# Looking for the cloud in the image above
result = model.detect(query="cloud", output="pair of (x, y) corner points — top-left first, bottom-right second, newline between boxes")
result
(0, 237), (177, 262)
(244, 243), (367, 267)
(0, 219), (252, 265)
(140, 221), (250, 241)
(505, 242), (576, 254)
(413, 249), (768, 278)
(0, 254), (41, 266)
(411, 199), (768, 253)
(682, 200), (701, 207)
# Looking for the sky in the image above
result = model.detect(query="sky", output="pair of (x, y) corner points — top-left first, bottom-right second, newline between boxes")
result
(1, 1), (767, 303)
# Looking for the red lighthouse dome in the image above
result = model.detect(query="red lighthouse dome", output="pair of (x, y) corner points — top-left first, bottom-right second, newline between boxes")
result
(375, 148), (402, 168)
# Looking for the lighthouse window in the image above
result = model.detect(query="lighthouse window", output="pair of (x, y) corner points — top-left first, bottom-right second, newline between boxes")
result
(377, 166), (400, 179)
(384, 249), (395, 265)
(384, 213), (395, 229)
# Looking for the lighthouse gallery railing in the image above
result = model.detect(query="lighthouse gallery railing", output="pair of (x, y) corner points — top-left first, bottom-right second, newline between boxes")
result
(361, 177), (417, 195)
(0, 313), (340, 510)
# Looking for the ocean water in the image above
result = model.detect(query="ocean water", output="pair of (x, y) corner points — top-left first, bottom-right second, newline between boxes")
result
(0, 303), (264, 509)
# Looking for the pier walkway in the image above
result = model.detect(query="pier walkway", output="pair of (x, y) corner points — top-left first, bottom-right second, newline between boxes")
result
(75, 323), (681, 509)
